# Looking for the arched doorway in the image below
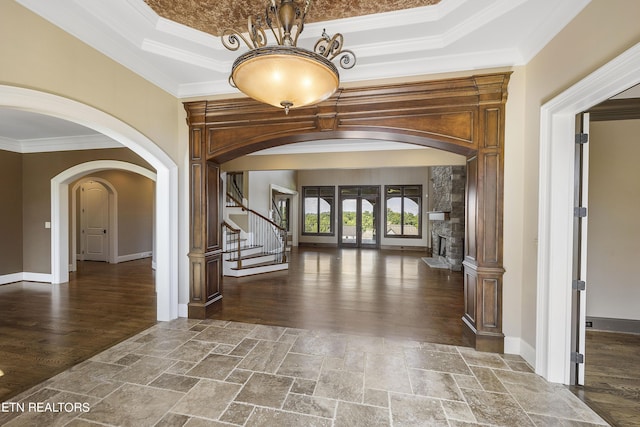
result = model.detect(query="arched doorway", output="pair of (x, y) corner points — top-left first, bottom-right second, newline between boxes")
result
(0, 86), (179, 321)
(185, 73), (510, 352)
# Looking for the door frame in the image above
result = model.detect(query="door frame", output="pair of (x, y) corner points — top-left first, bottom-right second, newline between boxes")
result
(536, 41), (640, 384)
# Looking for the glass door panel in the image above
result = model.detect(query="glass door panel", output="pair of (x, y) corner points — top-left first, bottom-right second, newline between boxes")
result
(341, 197), (358, 245)
(339, 186), (379, 248)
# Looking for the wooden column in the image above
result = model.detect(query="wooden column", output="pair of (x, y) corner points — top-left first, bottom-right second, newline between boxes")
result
(186, 102), (223, 319)
(462, 75), (507, 352)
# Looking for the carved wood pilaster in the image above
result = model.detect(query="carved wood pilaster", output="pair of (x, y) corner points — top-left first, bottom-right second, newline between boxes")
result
(186, 103), (223, 318)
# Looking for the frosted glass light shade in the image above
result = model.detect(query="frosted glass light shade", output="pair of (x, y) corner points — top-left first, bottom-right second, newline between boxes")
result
(231, 46), (339, 111)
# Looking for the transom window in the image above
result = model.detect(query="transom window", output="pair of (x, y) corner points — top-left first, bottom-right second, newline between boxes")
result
(384, 185), (422, 238)
(302, 186), (334, 235)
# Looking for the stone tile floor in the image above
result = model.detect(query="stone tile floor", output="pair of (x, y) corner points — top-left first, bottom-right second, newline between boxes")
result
(0, 319), (608, 426)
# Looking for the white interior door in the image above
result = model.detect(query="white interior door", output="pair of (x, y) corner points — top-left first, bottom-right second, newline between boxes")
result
(82, 181), (109, 261)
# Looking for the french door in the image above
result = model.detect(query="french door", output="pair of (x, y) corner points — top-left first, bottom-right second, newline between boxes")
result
(339, 186), (379, 248)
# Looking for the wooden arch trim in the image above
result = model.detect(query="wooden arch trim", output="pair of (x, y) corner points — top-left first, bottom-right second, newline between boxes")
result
(184, 72), (511, 353)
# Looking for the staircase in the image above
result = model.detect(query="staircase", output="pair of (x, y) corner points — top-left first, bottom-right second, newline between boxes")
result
(223, 194), (288, 277)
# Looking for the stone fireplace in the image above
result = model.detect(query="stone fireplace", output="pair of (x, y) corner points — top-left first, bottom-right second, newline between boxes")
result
(429, 165), (465, 271)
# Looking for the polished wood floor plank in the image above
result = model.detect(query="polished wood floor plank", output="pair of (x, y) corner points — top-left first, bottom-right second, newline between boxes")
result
(0, 259), (156, 401)
(573, 330), (640, 427)
(208, 247), (467, 345)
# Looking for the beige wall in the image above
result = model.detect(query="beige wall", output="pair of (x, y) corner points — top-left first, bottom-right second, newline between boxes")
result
(0, 0), (181, 162)
(22, 149), (152, 273)
(73, 170), (155, 259)
(0, 150), (23, 274)
(587, 119), (640, 321)
(517, 0), (640, 348)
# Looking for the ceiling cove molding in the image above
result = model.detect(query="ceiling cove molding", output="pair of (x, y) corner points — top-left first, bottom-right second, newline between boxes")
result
(0, 134), (121, 154)
(0, 136), (22, 153)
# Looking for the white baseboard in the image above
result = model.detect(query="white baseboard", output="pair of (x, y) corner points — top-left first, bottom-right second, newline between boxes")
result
(116, 251), (153, 263)
(0, 272), (24, 285)
(178, 304), (188, 318)
(0, 272), (52, 285)
(504, 335), (536, 368)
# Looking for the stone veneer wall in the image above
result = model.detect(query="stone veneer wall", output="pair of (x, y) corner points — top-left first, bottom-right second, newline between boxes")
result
(430, 165), (465, 271)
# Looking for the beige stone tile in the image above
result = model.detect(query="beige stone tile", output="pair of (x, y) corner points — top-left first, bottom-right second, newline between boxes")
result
(283, 393), (337, 418)
(408, 368), (464, 400)
(81, 383), (181, 427)
(246, 324), (288, 341)
(389, 393), (449, 427)
(184, 417), (231, 426)
(220, 402), (255, 425)
(157, 318), (202, 331)
(363, 388), (389, 407)
(346, 335), (385, 353)
(453, 374), (483, 390)
(228, 338), (259, 357)
(365, 353), (412, 393)
(235, 373), (293, 408)
(492, 369), (556, 392)
(470, 366), (508, 393)
(291, 378), (317, 395)
(48, 361), (124, 395)
(186, 353), (242, 380)
(111, 355), (175, 385)
(90, 339), (145, 363)
(167, 360), (196, 375)
(224, 321), (258, 331)
(148, 373), (199, 393)
(114, 353), (143, 366)
(225, 368), (253, 384)
(441, 400), (476, 423)
(291, 334), (348, 357)
(459, 349), (511, 369)
(193, 326), (250, 345)
(211, 344), (236, 354)
(462, 388), (535, 426)
(278, 333), (298, 344)
(508, 383), (607, 423)
(382, 338), (421, 355)
(314, 369), (364, 403)
(404, 348), (472, 375)
(277, 352), (324, 380)
(166, 340), (217, 362)
(528, 413), (609, 426)
(155, 412), (190, 427)
(172, 379), (240, 420)
(237, 340), (291, 373)
(245, 407), (331, 427)
(334, 401), (390, 427)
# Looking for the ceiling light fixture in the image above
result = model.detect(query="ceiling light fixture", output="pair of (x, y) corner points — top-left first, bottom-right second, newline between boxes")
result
(221, 0), (356, 114)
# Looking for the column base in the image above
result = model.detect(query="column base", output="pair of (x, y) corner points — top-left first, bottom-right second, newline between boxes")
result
(188, 295), (222, 319)
(463, 316), (505, 353)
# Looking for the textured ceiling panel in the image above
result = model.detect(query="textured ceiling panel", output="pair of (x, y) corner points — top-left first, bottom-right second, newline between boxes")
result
(144, 0), (441, 36)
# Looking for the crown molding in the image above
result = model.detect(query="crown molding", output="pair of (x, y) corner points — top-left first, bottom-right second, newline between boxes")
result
(0, 134), (121, 154)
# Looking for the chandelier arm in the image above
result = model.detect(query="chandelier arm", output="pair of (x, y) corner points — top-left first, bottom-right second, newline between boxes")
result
(337, 49), (356, 70)
(221, 29), (254, 51)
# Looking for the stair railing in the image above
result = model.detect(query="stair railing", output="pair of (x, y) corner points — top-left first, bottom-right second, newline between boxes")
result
(222, 221), (242, 268)
(227, 193), (287, 265)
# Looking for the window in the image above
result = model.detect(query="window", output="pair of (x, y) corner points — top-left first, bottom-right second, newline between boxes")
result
(303, 186), (334, 235)
(384, 185), (422, 238)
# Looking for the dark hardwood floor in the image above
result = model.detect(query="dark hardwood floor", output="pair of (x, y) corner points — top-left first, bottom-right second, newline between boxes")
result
(572, 330), (640, 427)
(209, 247), (467, 345)
(0, 259), (156, 402)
